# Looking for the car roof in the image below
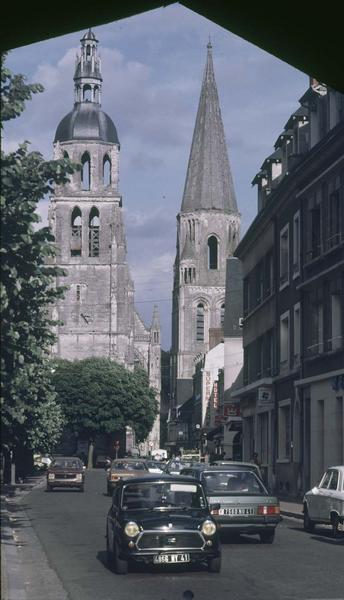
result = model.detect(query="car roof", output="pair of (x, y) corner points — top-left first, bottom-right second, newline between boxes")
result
(184, 464), (259, 473)
(112, 458), (146, 462)
(117, 474), (202, 485)
(52, 456), (81, 460)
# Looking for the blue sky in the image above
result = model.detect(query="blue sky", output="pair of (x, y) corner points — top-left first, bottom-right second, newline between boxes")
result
(4, 4), (307, 349)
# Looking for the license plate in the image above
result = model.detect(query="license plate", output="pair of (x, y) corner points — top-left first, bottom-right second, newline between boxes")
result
(219, 507), (254, 516)
(153, 553), (190, 564)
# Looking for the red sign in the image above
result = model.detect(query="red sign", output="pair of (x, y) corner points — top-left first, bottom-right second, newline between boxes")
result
(213, 381), (219, 410)
(223, 403), (241, 417)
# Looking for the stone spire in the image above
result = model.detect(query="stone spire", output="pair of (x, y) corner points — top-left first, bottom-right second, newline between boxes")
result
(73, 28), (103, 105)
(181, 42), (238, 213)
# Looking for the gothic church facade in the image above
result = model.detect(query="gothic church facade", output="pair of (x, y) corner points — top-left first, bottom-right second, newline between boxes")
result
(171, 42), (241, 408)
(49, 29), (161, 449)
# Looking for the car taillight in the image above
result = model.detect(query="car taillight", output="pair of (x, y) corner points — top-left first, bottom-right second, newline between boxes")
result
(110, 474), (121, 482)
(257, 505), (280, 515)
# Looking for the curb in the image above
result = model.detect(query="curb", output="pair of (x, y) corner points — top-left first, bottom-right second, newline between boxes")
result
(281, 510), (303, 520)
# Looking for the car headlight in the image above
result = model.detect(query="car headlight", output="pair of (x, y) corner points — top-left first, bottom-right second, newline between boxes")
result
(76, 474), (82, 481)
(48, 473), (55, 480)
(201, 520), (217, 536)
(124, 521), (140, 538)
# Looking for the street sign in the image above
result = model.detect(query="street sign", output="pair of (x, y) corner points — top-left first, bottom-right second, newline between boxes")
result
(258, 387), (273, 406)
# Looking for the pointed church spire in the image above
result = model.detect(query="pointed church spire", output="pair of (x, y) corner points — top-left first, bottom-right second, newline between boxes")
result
(74, 29), (102, 105)
(181, 43), (238, 213)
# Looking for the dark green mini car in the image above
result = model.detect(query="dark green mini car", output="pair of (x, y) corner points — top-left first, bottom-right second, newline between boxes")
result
(106, 475), (221, 574)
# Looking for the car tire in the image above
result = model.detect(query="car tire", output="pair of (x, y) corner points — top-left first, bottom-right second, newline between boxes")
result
(207, 555), (221, 573)
(46, 485), (53, 492)
(303, 506), (315, 533)
(259, 531), (275, 544)
(107, 483), (111, 496)
(114, 541), (128, 575)
(331, 513), (341, 538)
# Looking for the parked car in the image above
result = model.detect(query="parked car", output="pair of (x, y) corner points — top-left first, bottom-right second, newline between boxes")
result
(46, 456), (85, 492)
(146, 460), (164, 474)
(107, 459), (149, 495)
(211, 460), (263, 481)
(180, 464), (281, 543)
(303, 465), (344, 537)
(106, 475), (221, 574)
(95, 455), (111, 469)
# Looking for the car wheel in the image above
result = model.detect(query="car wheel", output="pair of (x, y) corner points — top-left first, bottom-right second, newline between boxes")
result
(114, 541), (128, 575)
(303, 506), (315, 533)
(331, 513), (341, 538)
(46, 485), (53, 492)
(259, 531), (275, 544)
(207, 555), (221, 573)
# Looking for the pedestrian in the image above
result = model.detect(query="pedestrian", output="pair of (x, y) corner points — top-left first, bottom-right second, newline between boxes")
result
(252, 452), (261, 467)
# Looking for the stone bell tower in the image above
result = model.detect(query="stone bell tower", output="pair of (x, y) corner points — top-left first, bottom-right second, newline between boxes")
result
(170, 42), (241, 407)
(49, 29), (135, 367)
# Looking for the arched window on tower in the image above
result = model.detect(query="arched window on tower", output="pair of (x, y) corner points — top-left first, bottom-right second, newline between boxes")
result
(196, 303), (205, 342)
(103, 155), (111, 186)
(63, 151), (69, 159)
(71, 207), (82, 256)
(83, 84), (92, 102)
(94, 86), (100, 103)
(81, 152), (91, 190)
(208, 236), (218, 269)
(220, 303), (225, 327)
(86, 44), (91, 60)
(89, 207), (100, 257)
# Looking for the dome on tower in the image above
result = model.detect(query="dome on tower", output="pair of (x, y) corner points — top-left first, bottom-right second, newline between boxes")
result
(54, 103), (119, 145)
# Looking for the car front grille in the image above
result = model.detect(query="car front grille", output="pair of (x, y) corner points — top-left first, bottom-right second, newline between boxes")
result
(137, 531), (204, 550)
(55, 472), (78, 479)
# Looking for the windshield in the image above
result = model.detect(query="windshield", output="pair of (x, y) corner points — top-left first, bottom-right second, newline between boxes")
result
(111, 461), (147, 471)
(52, 458), (82, 469)
(202, 470), (267, 495)
(121, 481), (206, 510)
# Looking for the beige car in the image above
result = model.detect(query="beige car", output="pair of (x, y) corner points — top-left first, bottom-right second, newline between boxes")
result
(107, 459), (149, 495)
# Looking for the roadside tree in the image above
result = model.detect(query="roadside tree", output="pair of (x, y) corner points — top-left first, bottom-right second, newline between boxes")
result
(1, 54), (77, 480)
(50, 358), (159, 468)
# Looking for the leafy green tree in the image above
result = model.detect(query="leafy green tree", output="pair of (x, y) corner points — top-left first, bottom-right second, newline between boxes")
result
(51, 358), (159, 467)
(1, 53), (78, 473)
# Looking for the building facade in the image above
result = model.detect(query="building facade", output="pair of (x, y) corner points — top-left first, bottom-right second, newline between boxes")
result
(49, 29), (161, 450)
(233, 78), (344, 496)
(170, 42), (240, 419)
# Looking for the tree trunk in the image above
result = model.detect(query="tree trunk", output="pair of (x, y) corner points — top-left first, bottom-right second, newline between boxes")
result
(87, 441), (94, 469)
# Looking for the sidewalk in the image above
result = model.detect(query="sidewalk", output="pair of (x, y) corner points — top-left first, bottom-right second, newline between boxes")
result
(1, 476), (45, 600)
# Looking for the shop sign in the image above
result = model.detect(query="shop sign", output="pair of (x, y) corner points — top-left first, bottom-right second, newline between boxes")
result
(258, 387), (273, 406)
(224, 403), (241, 417)
(213, 381), (219, 409)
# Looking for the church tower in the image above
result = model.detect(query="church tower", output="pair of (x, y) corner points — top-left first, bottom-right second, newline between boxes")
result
(49, 28), (161, 435)
(171, 42), (240, 407)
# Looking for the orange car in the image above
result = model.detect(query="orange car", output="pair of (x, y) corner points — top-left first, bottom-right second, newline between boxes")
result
(106, 459), (149, 495)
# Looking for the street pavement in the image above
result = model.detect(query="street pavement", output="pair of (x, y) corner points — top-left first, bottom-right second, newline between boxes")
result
(1, 470), (343, 600)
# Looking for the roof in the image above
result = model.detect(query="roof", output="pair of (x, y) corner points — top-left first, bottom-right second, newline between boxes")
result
(261, 147), (282, 170)
(181, 43), (238, 213)
(54, 102), (119, 144)
(274, 128), (294, 149)
(115, 474), (202, 485)
(284, 105), (308, 129)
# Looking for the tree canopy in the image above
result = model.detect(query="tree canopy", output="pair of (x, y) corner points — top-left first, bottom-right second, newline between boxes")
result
(1, 53), (77, 455)
(51, 358), (159, 444)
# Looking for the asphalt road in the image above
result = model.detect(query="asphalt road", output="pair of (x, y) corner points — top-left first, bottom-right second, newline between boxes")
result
(9, 470), (344, 600)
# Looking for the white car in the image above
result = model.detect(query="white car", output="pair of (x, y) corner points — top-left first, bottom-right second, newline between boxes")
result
(303, 465), (344, 536)
(146, 460), (164, 474)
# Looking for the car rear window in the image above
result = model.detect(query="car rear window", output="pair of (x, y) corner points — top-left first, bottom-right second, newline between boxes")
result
(112, 461), (147, 471)
(121, 481), (206, 510)
(202, 470), (266, 495)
